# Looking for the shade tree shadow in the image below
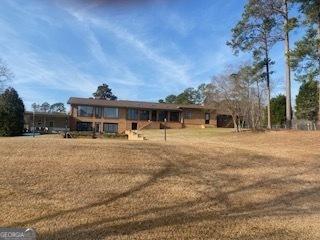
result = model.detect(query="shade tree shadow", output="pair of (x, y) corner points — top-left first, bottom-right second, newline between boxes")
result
(8, 143), (320, 239)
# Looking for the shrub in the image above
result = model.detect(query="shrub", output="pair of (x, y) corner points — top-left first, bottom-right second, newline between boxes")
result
(0, 88), (25, 136)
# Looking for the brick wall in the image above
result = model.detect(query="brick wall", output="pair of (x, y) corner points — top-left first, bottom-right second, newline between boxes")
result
(70, 105), (217, 133)
(182, 109), (217, 127)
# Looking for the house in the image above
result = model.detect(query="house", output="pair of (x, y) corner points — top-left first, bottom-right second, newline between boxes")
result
(24, 111), (69, 133)
(67, 97), (218, 133)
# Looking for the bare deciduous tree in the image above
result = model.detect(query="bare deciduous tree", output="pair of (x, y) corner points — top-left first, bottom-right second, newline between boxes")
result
(208, 65), (267, 132)
(0, 58), (13, 92)
(210, 68), (247, 132)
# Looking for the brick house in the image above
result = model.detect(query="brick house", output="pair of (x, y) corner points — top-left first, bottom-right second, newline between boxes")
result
(67, 97), (219, 133)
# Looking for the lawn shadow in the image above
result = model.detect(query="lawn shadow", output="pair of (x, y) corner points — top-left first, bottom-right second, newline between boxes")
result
(10, 158), (175, 228)
(8, 143), (320, 239)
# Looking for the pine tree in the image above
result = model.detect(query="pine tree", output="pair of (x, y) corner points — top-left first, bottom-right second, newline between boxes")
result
(265, 0), (297, 127)
(0, 88), (25, 136)
(175, 88), (197, 104)
(165, 95), (177, 103)
(93, 83), (117, 100)
(296, 79), (319, 121)
(291, 0), (320, 124)
(49, 103), (66, 113)
(291, 0), (320, 80)
(270, 95), (287, 126)
(227, 0), (283, 129)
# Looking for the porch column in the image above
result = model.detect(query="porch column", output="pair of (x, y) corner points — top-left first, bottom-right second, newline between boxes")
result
(167, 112), (171, 122)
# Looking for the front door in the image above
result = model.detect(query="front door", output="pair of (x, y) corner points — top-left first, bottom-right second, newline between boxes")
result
(205, 113), (210, 124)
(132, 122), (138, 130)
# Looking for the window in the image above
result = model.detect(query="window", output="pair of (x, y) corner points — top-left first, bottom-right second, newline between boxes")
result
(76, 122), (93, 131)
(127, 108), (138, 120)
(104, 107), (119, 118)
(184, 111), (192, 119)
(158, 111), (168, 122)
(151, 110), (157, 121)
(170, 112), (180, 122)
(103, 123), (118, 133)
(205, 113), (210, 124)
(140, 110), (150, 121)
(49, 121), (54, 127)
(78, 106), (93, 117)
(95, 107), (102, 118)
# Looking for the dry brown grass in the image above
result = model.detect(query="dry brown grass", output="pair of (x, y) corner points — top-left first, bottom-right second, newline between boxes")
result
(0, 129), (320, 239)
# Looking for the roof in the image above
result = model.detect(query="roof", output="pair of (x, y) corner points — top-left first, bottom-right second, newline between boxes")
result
(24, 111), (68, 117)
(67, 97), (215, 111)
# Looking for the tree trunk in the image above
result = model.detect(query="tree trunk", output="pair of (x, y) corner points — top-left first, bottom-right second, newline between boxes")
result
(265, 48), (272, 130)
(251, 98), (256, 131)
(284, 0), (292, 128)
(256, 80), (262, 128)
(239, 117), (244, 131)
(233, 115), (239, 132)
(317, 13), (320, 127)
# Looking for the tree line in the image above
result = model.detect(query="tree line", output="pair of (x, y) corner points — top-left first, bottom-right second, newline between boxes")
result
(160, 0), (319, 131)
(31, 102), (66, 113)
(158, 84), (207, 105)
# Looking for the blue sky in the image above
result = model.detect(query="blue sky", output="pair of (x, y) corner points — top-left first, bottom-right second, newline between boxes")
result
(0, 0), (302, 110)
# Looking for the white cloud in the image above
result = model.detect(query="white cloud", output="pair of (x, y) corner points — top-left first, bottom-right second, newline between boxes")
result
(0, 0), (153, 106)
(162, 12), (194, 36)
(0, 22), (100, 107)
(0, 0), (259, 107)
(83, 24), (145, 87)
(0, 39), (98, 94)
(66, 8), (192, 87)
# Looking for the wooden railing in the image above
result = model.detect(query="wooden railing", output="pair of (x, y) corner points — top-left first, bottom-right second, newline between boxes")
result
(139, 121), (157, 130)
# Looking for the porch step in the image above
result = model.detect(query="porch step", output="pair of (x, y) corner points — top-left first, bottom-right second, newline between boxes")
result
(125, 130), (146, 141)
(201, 124), (215, 128)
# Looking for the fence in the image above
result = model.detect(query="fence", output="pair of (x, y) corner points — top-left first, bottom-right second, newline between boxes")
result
(292, 119), (318, 131)
(270, 120), (318, 131)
